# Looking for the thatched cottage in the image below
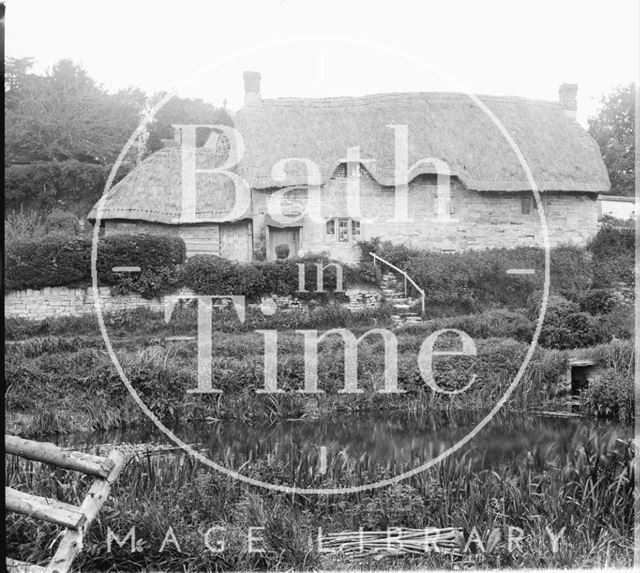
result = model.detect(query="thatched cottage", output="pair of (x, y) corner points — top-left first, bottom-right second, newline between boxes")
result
(89, 72), (610, 262)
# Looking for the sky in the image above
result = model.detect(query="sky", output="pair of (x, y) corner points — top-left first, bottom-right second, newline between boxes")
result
(5, 0), (639, 127)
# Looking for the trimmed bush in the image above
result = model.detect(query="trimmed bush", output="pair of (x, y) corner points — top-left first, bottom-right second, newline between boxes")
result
(180, 255), (244, 296)
(180, 255), (349, 301)
(5, 235), (92, 291)
(274, 244), (290, 259)
(5, 233), (186, 298)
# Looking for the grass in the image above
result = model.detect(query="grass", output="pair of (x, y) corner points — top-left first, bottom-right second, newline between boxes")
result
(6, 308), (634, 435)
(4, 305), (634, 570)
(5, 329), (582, 436)
(5, 428), (634, 570)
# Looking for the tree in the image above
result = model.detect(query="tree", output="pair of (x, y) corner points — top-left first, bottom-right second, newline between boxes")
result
(145, 93), (233, 154)
(5, 58), (146, 164)
(588, 83), (636, 196)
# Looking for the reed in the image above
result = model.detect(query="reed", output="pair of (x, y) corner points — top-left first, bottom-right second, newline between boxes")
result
(5, 431), (633, 570)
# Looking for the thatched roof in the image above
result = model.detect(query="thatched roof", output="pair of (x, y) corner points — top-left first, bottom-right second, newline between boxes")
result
(91, 90), (609, 224)
(88, 148), (250, 224)
(235, 92), (609, 192)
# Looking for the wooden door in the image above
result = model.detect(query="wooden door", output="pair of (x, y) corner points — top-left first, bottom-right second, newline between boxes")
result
(268, 227), (299, 259)
(219, 220), (253, 262)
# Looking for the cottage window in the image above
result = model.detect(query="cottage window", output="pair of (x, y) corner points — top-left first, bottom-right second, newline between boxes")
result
(338, 218), (349, 242)
(326, 219), (335, 236)
(333, 164), (347, 178)
(346, 162), (361, 178)
(521, 197), (532, 215)
(326, 217), (360, 241)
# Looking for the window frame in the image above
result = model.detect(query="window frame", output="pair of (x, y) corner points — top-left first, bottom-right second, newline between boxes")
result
(325, 219), (336, 237)
(326, 217), (360, 242)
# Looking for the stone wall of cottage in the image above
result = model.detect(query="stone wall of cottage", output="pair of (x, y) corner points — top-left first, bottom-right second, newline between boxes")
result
(253, 173), (599, 263)
(5, 285), (382, 321)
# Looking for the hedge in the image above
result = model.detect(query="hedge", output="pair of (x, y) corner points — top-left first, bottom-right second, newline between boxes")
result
(180, 254), (351, 302)
(359, 239), (593, 312)
(5, 234), (186, 298)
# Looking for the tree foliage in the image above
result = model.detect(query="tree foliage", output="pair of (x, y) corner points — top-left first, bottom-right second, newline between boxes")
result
(145, 93), (233, 153)
(588, 83), (636, 196)
(5, 58), (146, 164)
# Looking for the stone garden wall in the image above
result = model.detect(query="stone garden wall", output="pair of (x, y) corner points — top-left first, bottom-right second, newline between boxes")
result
(5, 284), (382, 321)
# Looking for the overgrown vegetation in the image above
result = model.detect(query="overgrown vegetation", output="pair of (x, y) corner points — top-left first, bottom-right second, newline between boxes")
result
(4, 160), (132, 217)
(5, 426), (634, 570)
(359, 238), (593, 314)
(587, 224), (635, 288)
(6, 307), (633, 434)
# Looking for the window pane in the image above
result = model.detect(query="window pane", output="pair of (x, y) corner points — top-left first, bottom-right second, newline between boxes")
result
(326, 219), (335, 235)
(521, 197), (531, 214)
(351, 220), (361, 236)
(338, 219), (349, 242)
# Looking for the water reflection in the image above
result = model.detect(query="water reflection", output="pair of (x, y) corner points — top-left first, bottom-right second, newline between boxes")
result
(54, 411), (631, 475)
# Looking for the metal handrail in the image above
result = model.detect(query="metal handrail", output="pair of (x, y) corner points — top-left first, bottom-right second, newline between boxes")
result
(369, 252), (426, 316)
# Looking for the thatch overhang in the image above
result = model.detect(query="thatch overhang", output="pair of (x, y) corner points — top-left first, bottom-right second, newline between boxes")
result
(88, 148), (251, 224)
(234, 92), (610, 193)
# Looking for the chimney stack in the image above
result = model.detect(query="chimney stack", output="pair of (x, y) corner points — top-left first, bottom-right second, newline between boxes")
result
(243, 71), (261, 105)
(559, 83), (578, 120)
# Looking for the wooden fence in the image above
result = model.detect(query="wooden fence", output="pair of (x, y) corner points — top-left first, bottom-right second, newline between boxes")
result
(5, 435), (125, 573)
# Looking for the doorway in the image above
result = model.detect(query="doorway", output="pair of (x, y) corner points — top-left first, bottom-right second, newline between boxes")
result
(268, 226), (300, 260)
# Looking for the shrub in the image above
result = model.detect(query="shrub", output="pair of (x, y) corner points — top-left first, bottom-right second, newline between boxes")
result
(181, 255), (349, 301)
(5, 235), (92, 290)
(44, 210), (80, 236)
(180, 255), (243, 296)
(571, 288), (618, 315)
(275, 244), (290, 259)
(596, 304), (634, 342)
(4, 208), (47, 242)
(525, 293), (602, 349)
(5, 233), (186, 298)
(588, 225), (634, 287)
(580, 371), (634, 424)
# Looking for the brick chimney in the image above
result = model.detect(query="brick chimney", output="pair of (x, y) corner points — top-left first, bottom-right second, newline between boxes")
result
(243, 71), (261, 105)
(559, 83), (578, 120)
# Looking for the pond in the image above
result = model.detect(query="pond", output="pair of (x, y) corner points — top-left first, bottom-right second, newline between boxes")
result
(49, 410), (632, 480)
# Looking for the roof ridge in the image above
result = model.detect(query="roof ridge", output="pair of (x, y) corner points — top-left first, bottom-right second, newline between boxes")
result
(253, 92), (560, 109)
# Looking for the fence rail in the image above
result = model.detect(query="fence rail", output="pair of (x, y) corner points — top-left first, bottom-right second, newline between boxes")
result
(5, 435), (125, 573)
(369, 252), (426, 316)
